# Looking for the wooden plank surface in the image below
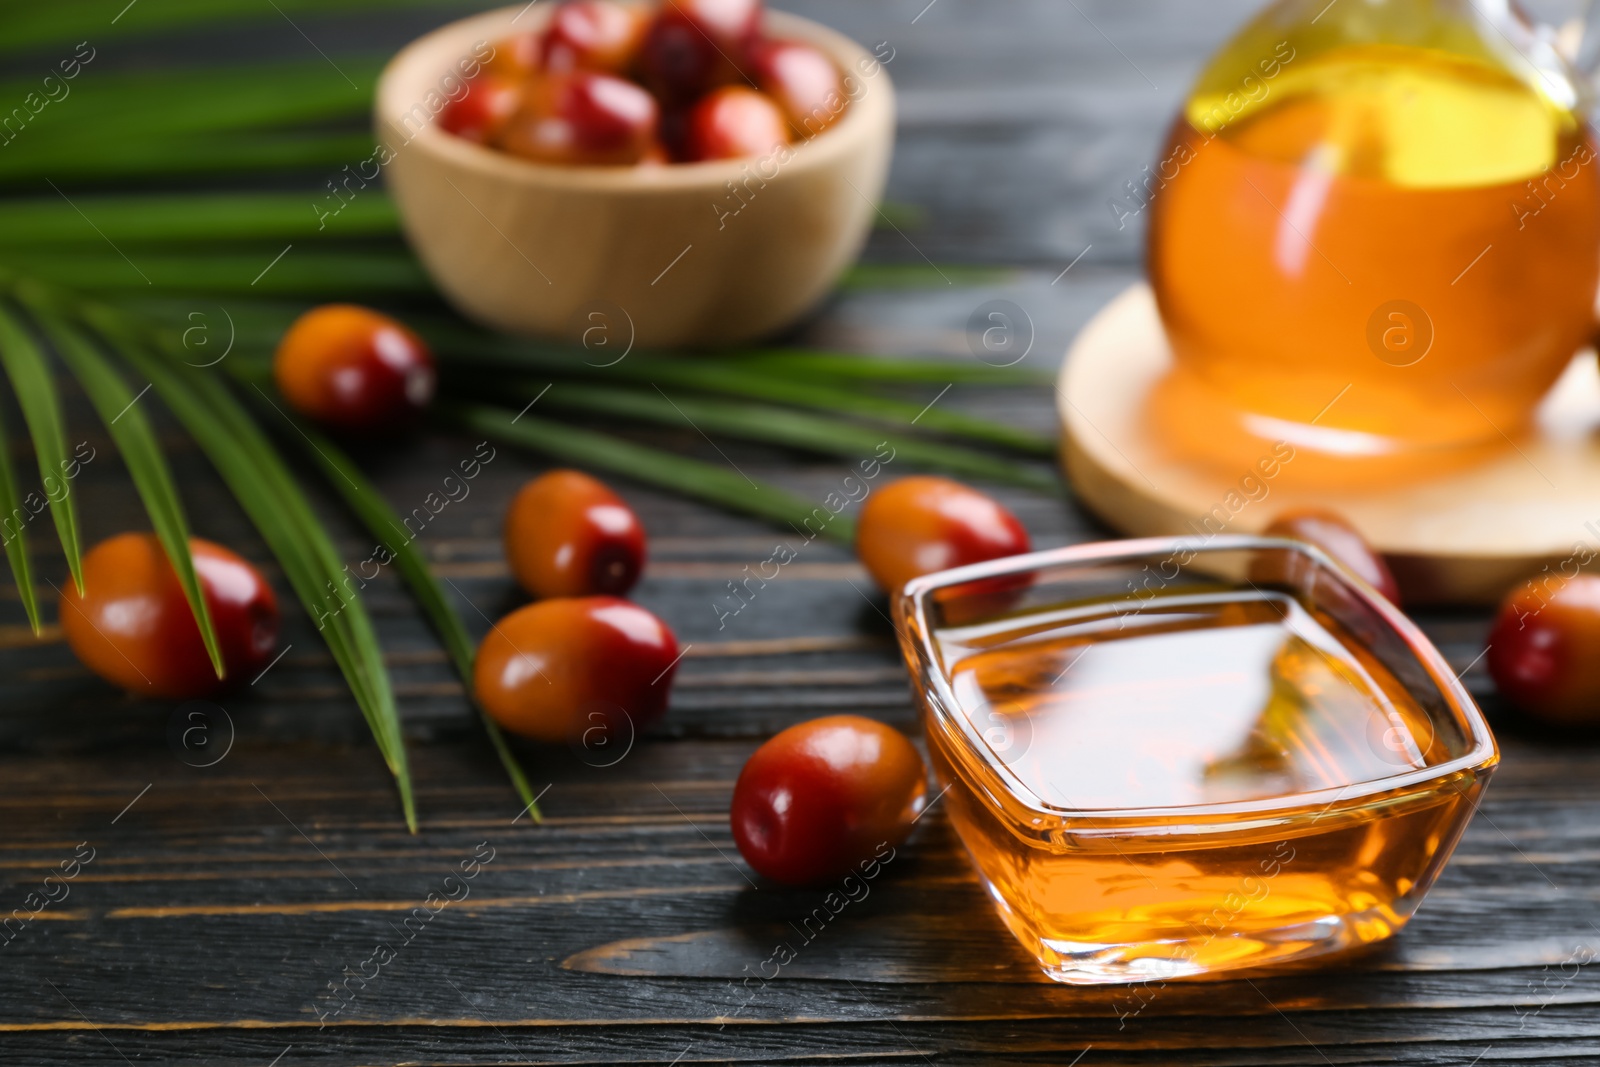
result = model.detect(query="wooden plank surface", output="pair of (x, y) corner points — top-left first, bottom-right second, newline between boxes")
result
(3, 1), (1598, 1064)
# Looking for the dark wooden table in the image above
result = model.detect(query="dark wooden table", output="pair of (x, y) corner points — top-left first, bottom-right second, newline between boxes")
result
(3, 2), (1596, 1063)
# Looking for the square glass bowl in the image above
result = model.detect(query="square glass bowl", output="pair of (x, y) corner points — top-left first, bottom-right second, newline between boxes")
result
(895, 535), (1498, 985)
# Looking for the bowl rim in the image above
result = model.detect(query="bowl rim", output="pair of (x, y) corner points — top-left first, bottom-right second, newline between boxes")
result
(374, 3), (895, 193)
(899, 534), (1501, 829)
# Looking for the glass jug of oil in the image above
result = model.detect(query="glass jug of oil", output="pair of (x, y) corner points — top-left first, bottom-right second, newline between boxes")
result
(1147, 0), (1600, 480)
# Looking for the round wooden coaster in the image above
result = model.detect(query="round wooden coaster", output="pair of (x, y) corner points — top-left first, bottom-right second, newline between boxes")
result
(1058, 283), (1600, 606)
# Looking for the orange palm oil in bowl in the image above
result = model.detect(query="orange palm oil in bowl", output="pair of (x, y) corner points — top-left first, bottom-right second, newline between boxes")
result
(898, 538), (1497, 984)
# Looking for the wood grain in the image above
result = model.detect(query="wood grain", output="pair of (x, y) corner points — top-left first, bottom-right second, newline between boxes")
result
(1, 2), (1590, 1064)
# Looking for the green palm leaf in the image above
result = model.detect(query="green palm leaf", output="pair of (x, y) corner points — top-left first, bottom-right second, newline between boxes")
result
(0, 60), (380, 147)
(0, 399), (40, 633)
(25, 295), (224, 677)
(0, 302), (84, 592)
(521, 380), (1060, 492)
(0, 193), (400, 248)
(65, 299), (417, 831)
(446, 401), (857, 544)
(11, 250), (429, 297)
(0, 0), (486, 58)
(645, 362), (1053, 457)
(240, 383), (542, 821)
(436, 331), (1057, 457)
(733, 349), (1052, 386)
(0, 133), (376, 186)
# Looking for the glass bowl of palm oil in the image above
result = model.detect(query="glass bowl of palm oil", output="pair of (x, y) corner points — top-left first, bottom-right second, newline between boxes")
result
(895, 535), (1498, 985)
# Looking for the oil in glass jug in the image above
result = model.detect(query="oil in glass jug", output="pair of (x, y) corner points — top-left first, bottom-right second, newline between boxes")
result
(1147, 0), (1600, 480)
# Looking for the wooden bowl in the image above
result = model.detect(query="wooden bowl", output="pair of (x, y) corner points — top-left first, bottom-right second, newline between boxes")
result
(375, 4), (895, 348)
